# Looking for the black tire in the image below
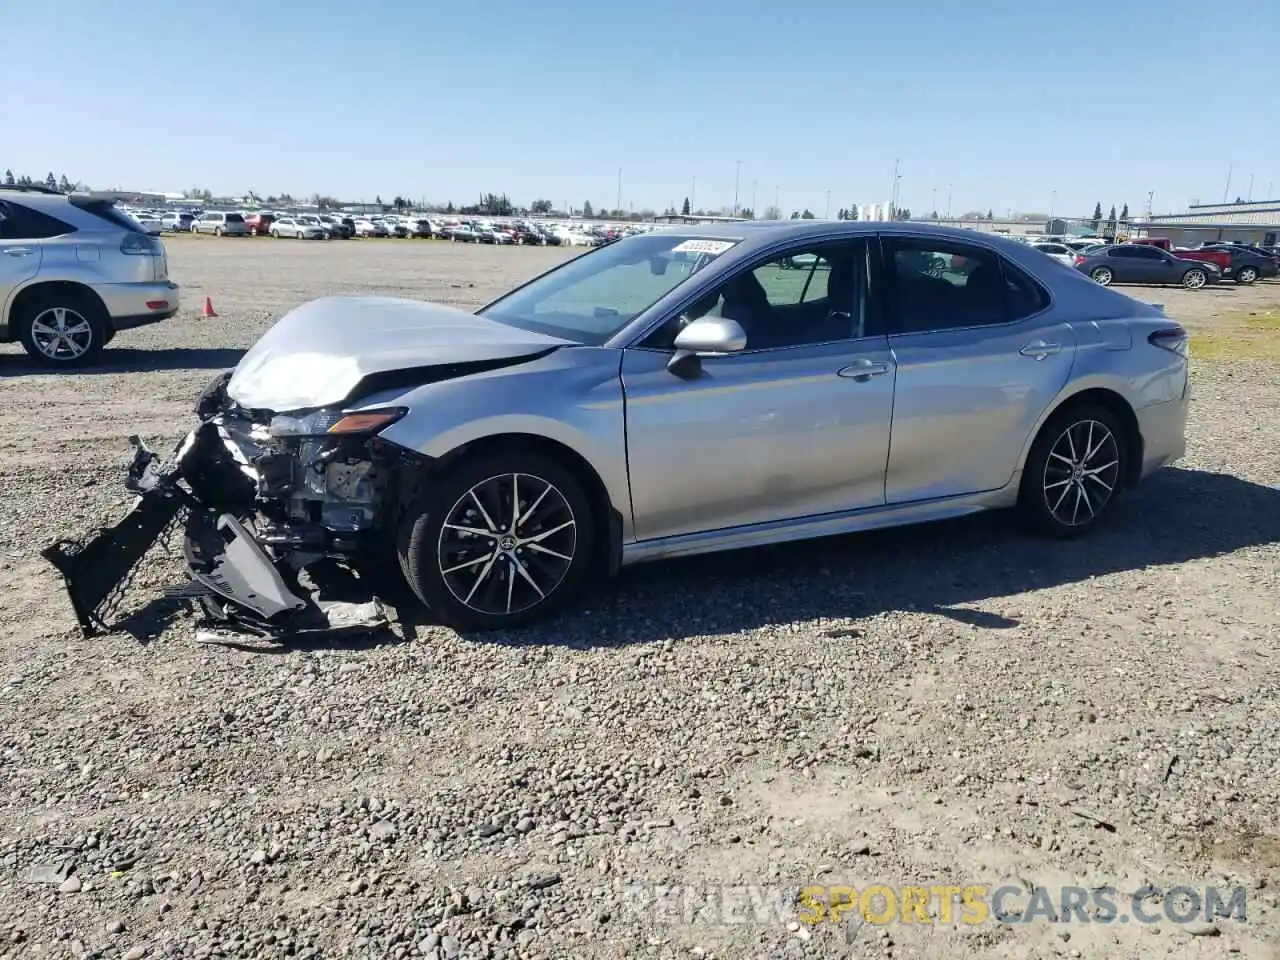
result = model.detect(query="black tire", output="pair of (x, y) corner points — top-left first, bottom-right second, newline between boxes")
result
(1235, 265), (1258, 284)
(1181, 268), (1207, 289)
(1017, 402), (1128, 538)
(396, 450), (597, 630)
(214, 227), (223, 237)
(17, 290), (108, 367)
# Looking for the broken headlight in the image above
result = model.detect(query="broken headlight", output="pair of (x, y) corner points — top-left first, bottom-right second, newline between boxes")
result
(268, 407), (406, 438)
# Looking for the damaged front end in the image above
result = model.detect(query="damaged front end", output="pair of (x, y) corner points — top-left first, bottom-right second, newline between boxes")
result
(44, 371), (415, 638)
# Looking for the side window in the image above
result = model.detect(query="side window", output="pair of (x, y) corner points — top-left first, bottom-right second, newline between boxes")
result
(638, 240), (868, 351)
(701, 241), (866, 350)
(0, 200), (76, 240)
(883, 238), (1046, 333)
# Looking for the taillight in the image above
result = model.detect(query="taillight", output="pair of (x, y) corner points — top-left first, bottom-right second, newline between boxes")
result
(120, 233), (160, 256)
(1149, 325), (1189, 358)
(1073, 255), (1085, 265)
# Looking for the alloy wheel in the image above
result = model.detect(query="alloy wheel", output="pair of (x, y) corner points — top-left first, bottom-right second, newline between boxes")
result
(1042, 419), (1121, 528)
(1091, 267), (1113, 286)
(30, 306), (93, 361)
(1237, 266), (1258, 283)
(1183, 270), (1206, 289)
(436, 473), (577, 616)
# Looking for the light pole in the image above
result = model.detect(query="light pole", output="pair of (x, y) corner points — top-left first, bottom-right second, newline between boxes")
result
(691, 176), (696, 213)
(946, 183), (953, 219)
(1050, 189), (1056, 220)
(733, 160), (742, 217)
(890, 158), (900, 216)
(616, 167), (622, 216)
(931, 186), (937, 217)
(774, 184), (779, 218)
(751, 179), (757, 218)
(824, 188), (831, 219)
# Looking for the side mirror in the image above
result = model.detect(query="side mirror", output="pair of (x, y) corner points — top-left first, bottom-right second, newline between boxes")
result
(672, 317), (747, 354)
(667, 318), (747, 378)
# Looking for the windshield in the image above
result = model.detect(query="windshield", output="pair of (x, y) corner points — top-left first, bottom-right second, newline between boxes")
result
(479, 233), (738, 344)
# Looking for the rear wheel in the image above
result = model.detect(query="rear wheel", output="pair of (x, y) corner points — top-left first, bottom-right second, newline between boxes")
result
(18, 291), (107, 367)
(1018, 403), (1127, 538)
(396, 451), (596, 630)
(1182, 268), (1207, 289)
(1090, 266), (1113, 285)
(1236, 265), (1258, 284)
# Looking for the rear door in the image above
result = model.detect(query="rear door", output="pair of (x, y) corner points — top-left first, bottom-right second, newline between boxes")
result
(0, 201), (49, 329)
(879, 235), (1078, 503)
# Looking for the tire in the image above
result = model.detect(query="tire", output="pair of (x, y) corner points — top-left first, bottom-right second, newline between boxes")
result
(214, 227), (223, 237)
(1236, 265), (1258, 284)
(1182, 268), (1207, 289)
(1018, 402), (1128, 538)
(17, 290), (108, 367)
(396, 450), (597, 630)
(270, 229), (279, 238)
(1090, 266), (1113, 286)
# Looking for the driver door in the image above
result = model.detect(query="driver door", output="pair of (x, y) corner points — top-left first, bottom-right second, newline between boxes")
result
(621, 238), (895, 543)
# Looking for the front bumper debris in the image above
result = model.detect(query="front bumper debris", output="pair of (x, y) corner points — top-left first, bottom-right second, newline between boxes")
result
(42, 423), (388, 641)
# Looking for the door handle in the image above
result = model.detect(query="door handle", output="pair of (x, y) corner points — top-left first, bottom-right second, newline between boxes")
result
(1019, 341), (1062, 360)
(3, 248), (35, 257)
(838, 358), (890, 382)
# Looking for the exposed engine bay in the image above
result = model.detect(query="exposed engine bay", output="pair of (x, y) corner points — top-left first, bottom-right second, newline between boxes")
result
(43, 371), (415, 639)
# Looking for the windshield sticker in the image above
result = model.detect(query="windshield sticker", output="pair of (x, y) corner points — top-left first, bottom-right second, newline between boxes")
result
(672, 239), (736, 255)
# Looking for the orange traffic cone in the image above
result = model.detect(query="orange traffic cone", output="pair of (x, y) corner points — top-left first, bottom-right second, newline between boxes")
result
(201, 296), (218, 318)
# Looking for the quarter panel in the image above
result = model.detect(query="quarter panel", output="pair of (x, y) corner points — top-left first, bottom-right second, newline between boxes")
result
(372, 347), (632, 533)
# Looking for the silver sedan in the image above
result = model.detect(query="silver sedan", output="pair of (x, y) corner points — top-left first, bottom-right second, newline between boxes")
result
(56, 222), (1190, 636)
(269, 216), (326, 240)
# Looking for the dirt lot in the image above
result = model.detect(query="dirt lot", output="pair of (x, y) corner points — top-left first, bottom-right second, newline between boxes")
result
(2, 237), (1279, 960)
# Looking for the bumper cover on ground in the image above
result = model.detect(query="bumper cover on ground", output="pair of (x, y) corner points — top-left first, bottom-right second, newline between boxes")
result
(42, 428), (388, 641)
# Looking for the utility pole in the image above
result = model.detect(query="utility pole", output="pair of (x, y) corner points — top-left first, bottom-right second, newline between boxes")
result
(733, 160), (742, 217)
(616, 168), (622, 215)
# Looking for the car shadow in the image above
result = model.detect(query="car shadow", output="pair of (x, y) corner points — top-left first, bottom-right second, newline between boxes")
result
(0, 347), (243, 375)
(451, 467), (1280, 648)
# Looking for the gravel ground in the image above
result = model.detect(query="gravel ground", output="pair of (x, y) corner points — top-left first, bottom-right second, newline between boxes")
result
(2, 238), (1279, 960)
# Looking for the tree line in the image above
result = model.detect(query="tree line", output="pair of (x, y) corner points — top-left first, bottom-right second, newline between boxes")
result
(3, 170), (88, 192)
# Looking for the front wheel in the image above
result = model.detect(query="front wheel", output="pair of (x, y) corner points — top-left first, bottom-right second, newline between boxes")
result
(1018, 403), (1127, 538)
(1090, 266), (1113, 286)
(1236, 265), (1258, 284)
(1182, 268), (1207, 289)
(396, 451), (597, 630)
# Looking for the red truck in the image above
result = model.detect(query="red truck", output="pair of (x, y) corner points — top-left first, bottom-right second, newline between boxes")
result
(1132, 237), (1232, 273)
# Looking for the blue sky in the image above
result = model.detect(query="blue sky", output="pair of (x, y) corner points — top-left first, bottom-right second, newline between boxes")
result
(5, 0), (1277, 217)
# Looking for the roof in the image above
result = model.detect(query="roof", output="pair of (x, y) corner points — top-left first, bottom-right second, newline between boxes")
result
(648, 218), (1046, 254)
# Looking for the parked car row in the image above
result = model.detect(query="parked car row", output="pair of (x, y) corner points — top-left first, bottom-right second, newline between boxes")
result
(121, 203), (653, 247)
(1068, 240), (1278, 289)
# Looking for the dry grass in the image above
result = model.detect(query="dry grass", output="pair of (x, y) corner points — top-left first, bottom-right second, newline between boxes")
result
(1189, 307), (1280, 362)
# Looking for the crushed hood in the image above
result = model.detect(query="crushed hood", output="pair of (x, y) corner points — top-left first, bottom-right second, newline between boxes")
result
(227, 296), (569, 411)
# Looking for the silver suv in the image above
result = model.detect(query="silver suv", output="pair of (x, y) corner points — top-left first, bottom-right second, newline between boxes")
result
(0, 185), (179, 366)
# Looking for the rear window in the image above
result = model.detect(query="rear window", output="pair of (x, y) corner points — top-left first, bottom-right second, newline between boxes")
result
(0, 200), (77, 240)
(67, 197), (141, 233)
(225, 213), (245, 223)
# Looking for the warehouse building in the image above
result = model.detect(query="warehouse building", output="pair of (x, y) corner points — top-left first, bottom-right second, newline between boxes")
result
(1131, 200), (1280, 247)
